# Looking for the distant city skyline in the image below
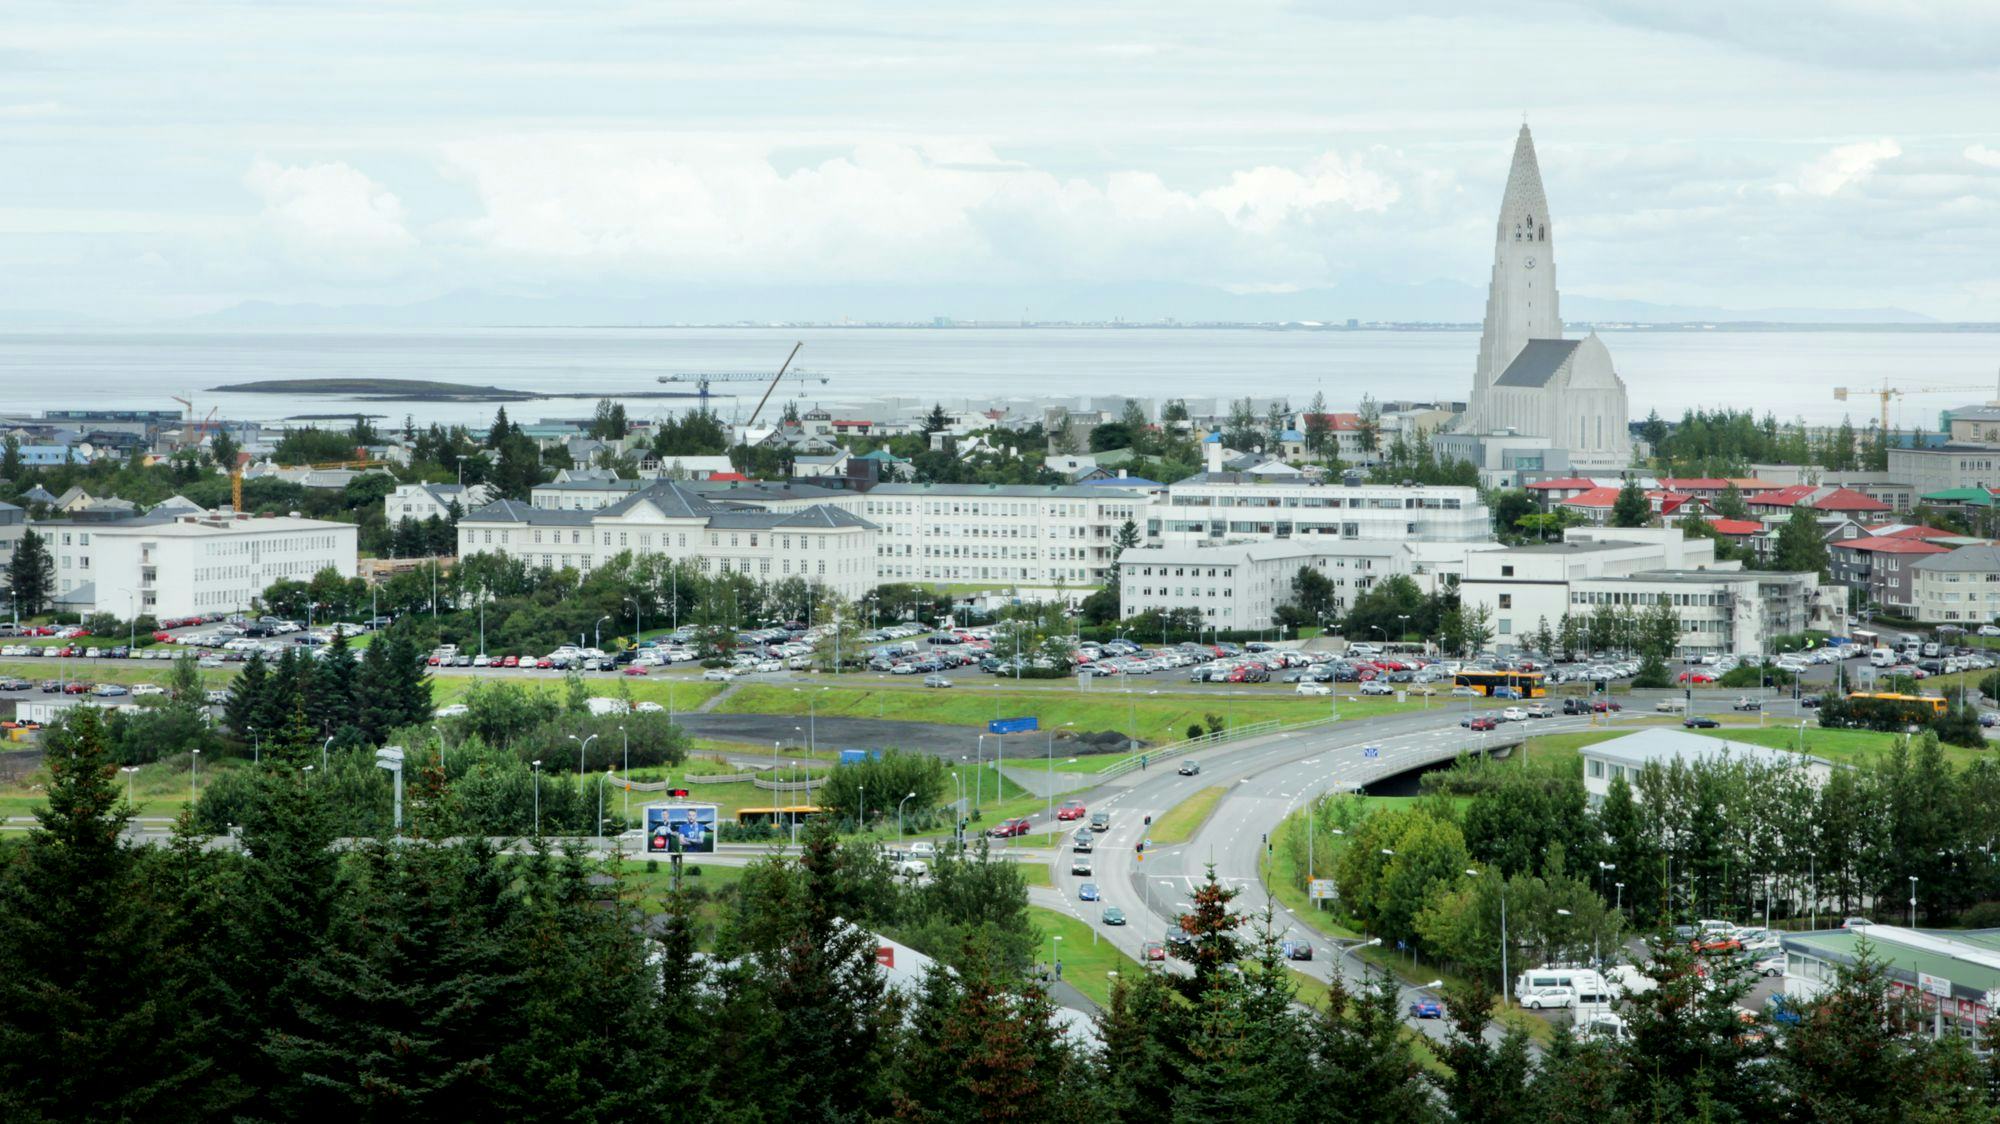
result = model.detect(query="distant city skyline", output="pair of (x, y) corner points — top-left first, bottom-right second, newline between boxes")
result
(6, 2), (2000, 323)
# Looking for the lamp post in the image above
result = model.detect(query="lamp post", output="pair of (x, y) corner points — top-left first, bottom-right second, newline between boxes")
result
(949, 772), (964, 846)
(1329, 935), (1382, 982)
(625, 596), (643, 644)
(793, 686), (827, 752)
(531, 760), (542, 836)
(597, 768), (610, 852)
(594, 615), (610, 650)
(249, 725), (259, 765)
(619, 724), (629, 824)
(1910, 874), (1919, 927)
(1468, 868), (1511, 1005)
(859, 785), (867, 832)
(373, 745), (405, 835)
(1050, 933), (1063, 977)
(569, 732), (598, 776)
(322, 735), (334, 772)
(898, 791), (917, 838)
(191, 748), (200, 802)
(120, 765), (138, 806)
(1615, 881), (1625, 920)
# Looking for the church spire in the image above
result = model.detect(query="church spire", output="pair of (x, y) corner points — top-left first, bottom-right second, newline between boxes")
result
(1499, 124), (1549, 240)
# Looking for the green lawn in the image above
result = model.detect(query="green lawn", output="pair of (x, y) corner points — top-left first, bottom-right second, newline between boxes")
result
(715, 681), (1384, 743)
(430, 674), (727, 713)
(1690, 724), (1988, 769)
(1028, 905), (1144, 1009)
(1149, 786), (1226, 845)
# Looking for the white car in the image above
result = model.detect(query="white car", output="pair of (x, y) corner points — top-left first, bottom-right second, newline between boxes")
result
(1359, 680), (1394, 696)
(1753, 954), (1783, 978)
(130, 683), (165, 696)
(1520, 986), (1576, 1011)
(702, 668), (734, 681)
(1980, 625), (2000, 638)
(1501, 706), (1527, 722)
(908, 841), (937, 858)
(435, 703), (470, 718)
(472, 654), (492, 667)
(635, 701), (665, 713)
(1295, 681), (1332, 696)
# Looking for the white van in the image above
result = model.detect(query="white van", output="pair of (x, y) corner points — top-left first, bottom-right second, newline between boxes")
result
(1515, 967), (1607, 1004)
(1654, 697), (1688, 713)
(1870, 648), (1899, 669)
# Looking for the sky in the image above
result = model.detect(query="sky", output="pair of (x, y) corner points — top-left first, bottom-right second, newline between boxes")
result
(5, 0), (2000, 322)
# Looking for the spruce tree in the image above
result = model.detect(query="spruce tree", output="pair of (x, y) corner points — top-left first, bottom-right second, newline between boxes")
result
(1610, 479), (1650, 527)
(312, 626), (359, 736)
(8, 526), (54, 616)
(1310, 975), (1437, 1122)
(0, 708), (206, 1118)
(226, 651), (269, 739)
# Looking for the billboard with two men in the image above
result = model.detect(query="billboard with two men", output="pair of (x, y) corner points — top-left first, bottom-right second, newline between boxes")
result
(645, 802), (718, 855)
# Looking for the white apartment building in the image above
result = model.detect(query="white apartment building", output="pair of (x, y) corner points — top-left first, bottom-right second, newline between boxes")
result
(1118, 540), (1413, 630)
(1568, 569), (1822, 660)
(384, 482), (492, 526)
(1459, 529), (1719, 648)
(46, 512), (359, 618)
(1145, 476), (1490, 547)
(859, 483), (1152, 589)
(1910, 545), (2000, 625)
(458, 481), (878, 601)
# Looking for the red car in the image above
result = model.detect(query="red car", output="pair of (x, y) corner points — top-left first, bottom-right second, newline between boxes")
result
(987, 817), (1032, 838)
(1468, 716), (1498, 731)
(1592, 700), (1623, 713)
(623, 665), (649, 676)
(1141, 941), (1167, 962)
(1056, 801), (1086, 821)
(501, 655), (520, 668)
(63, 681), (93, 694)
(1678, 671), (1714, 685)
(536, 657), (553, 669)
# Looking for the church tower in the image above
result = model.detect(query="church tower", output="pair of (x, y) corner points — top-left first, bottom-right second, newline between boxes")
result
(1469, 124), (1564, 428)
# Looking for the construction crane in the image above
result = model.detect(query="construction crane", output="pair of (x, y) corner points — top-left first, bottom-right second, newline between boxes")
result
(657, 362), (826, 404)
(1834, 376), (2000, 435)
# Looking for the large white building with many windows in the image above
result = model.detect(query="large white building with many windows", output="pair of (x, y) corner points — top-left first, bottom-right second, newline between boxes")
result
(1117, 539), (1416, 631)
(1144, 476), (1489, 547)
(457, 481), (878, 600)
(46, 512), (358, 618)
(859, 483), (1150, 591)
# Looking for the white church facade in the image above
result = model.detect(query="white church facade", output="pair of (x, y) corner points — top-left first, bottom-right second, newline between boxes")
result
(1462, 125), (1632, 471)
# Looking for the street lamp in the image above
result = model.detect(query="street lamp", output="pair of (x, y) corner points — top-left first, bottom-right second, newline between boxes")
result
(1468, 868), (1511, 1005)
(1910, 875), (1919, 927)
(569, 733), (598, 776)
(532, 760), (543, 837)
(594, 615), (611, 650)
(898, 791), (917, 838)
(374, 745), (405, 835)
(1614, 881), (1625, 919)
(859, 785), (867, 831)
(619, 724), (629, 824)
(190, 748), (200, 802)
(1050, 933), (1063, 977)
(322, 735), (334, 772)
(120, 765), (138, 806)
(793, 686), (828, 753)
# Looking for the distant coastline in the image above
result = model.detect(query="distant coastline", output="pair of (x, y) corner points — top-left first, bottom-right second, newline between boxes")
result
(208, 377), (703, 403)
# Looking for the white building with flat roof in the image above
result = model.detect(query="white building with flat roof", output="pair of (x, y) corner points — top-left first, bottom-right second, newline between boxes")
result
(45, 512), (359, 618)
(1145, 475), (1489, 548)
(1579, 728), (1832, 806)
(859, 483), (1152, 591)
(1118, 539), (1414, 631)
(1459, 529), (1720, 650)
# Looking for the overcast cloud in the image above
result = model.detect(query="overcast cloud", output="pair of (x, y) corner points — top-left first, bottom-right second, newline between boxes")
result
(3, 1), (1998, 320)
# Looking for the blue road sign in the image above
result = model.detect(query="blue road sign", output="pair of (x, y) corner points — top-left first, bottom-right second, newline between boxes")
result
(988, 716), (1039, 734)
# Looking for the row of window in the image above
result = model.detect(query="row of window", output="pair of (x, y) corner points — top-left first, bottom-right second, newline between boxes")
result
(1166, 494), (1464, 510)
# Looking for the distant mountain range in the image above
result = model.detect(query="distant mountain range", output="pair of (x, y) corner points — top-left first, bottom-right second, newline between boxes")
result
(5, 282), (1949, 330)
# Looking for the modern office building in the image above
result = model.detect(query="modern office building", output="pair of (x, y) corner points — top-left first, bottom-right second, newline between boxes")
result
(1578, 728), (1832, 806)
(1782, 924), (2000, 1040)
(45, 511), (359, 618)
(859, 483), (1151, 591)
(1144, 476), (1489, 548)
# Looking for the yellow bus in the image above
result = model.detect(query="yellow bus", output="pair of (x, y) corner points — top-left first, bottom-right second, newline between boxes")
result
(1845, 692), (1947, 716)
(1454, 670), (1548, 698)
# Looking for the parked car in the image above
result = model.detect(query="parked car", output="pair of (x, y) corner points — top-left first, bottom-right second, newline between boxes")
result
(1295, 681), (1331, 696)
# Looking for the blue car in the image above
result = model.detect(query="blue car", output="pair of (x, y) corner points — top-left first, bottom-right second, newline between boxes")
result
(1078, 883), (1100, 902)
(1408, 999), (1443, 1019)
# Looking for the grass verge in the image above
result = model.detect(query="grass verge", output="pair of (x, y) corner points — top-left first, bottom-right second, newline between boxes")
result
(1149, 786), (1226, 845)
(1027, 905), (1143, 1009)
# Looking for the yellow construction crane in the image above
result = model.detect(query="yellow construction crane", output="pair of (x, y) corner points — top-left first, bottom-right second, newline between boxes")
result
(1834, 378), (2000, 435)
